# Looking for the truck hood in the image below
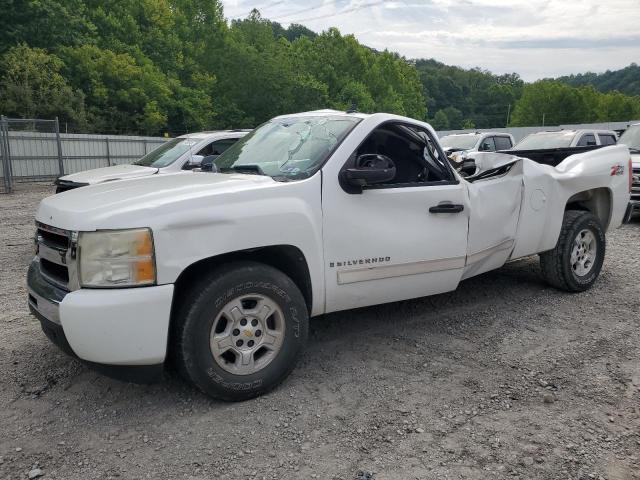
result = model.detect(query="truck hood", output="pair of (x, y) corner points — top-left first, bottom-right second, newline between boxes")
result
(58, 164), (158, 184)
(37, 172), (277, 231)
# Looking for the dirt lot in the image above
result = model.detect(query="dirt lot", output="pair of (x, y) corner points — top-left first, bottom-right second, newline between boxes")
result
(1, 183), (639, 480)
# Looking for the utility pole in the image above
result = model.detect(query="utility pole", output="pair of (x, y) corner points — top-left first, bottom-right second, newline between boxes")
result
(506, 104), (511, 127)
(542, 113), (546, 127)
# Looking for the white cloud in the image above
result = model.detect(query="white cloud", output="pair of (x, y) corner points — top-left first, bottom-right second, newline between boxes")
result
(222, 0), (640, 80)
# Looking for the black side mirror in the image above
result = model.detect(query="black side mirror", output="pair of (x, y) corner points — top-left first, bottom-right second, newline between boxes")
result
(340, 154), (396, 194)
(200, 155), (219, 172)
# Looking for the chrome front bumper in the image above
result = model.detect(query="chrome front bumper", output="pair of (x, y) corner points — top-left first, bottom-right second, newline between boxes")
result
(27, 259), (68, 325)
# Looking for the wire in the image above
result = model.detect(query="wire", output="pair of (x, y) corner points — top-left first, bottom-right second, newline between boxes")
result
(269, 1), (336, 21)
(282, 0), (388, 25)
(229, 0), (287, 19)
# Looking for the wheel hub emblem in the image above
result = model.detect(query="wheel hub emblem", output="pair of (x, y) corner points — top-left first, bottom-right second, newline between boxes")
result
(244, 330), (253, 337)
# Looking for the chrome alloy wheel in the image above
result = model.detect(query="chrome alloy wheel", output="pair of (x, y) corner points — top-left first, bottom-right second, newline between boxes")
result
(570, 229), (597, 277)
(210, 294), (285, 375)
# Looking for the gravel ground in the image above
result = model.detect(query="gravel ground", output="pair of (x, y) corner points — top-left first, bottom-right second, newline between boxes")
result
(1, 183), (639, 480)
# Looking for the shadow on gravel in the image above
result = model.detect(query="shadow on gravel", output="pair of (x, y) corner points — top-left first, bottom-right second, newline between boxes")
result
(308, 256), (547, 340)
(18, 257), (554, 404)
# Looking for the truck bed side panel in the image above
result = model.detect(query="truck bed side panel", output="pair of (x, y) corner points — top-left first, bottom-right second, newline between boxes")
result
(511, 145), (630, 259)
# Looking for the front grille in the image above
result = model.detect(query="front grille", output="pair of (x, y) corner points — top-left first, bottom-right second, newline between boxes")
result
(36, 223), (73, 291)
(40, 259), (70, 285)
(632, 168), (640, 201)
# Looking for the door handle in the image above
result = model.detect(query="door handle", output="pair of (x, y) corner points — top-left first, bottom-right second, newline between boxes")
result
(429, 203), (464, 214)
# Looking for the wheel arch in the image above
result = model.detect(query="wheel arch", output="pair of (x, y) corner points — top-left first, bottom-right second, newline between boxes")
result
(170, 245), (314, 317)
(565, 187), (612, 230)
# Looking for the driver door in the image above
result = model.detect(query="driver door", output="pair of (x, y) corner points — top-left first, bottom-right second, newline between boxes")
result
(321, 122), (469, 313)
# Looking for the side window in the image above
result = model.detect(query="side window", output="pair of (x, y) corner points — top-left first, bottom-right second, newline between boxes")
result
(353, 123), (453, 186)
(599, 134), (616, 146)
(210, 139), (239, 155)
(494, 136), (512, 150)
(479, 137), (496, 151)
(196, 138), (239, 156)
(196, 143), (214, 156)
(577, 134), (596, 147)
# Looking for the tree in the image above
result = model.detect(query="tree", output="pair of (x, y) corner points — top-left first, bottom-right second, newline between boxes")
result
(0, 0), (94, 54)
(60, 45), (174, 134)
(509, 80), (597, 127)
(430, 110), (450, 130)
(0, 44), (86, 126)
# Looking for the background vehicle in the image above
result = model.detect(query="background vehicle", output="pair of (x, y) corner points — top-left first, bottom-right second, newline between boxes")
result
(28, 110), (631, 401)
(618, 123), (640, 219)
(439, 132), (514, 162)
(513, 129), (617, 150)
(54, 130), (249, 192)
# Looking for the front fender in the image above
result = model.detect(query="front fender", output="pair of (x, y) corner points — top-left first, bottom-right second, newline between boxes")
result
(152, 174), (325, 316)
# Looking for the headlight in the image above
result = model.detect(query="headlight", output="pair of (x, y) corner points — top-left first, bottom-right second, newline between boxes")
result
(78, 228), (156, 287)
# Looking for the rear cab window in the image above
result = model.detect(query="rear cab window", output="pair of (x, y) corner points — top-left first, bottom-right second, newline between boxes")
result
(494, 136), (513, 150)
(598, 134), (617, 146)
(577, 134), (597, 147)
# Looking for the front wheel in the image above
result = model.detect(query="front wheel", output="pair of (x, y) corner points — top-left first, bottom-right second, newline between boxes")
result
(174, 261), (309, 401)
(539, 210), (606, 292)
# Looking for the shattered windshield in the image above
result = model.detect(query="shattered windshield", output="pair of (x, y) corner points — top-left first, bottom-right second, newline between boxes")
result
(214, 116), (361, 179)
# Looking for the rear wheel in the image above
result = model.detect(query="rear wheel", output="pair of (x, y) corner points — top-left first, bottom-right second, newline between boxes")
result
(174, 261), (308, 401)
(539, 210), (605, 292)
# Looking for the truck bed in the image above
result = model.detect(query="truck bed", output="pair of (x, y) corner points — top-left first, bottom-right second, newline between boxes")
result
(498, 145), (604, 167)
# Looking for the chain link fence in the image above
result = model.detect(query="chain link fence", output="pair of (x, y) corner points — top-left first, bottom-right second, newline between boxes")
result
(0, 116), (167, 194)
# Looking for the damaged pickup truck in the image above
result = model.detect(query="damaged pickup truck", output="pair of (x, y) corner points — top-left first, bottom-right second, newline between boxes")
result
(28, 110), (632, 401)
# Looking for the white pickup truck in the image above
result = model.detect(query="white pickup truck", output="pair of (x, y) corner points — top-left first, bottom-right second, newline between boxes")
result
(28, 110), (631, 401)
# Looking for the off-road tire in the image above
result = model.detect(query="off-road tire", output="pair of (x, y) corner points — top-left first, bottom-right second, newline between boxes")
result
(539, 210), (605, 292)
(173, 261), (308, 401)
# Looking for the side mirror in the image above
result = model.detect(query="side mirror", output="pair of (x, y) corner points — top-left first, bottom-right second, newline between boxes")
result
(340, 154), (396, 193)
(200, 155), (219, 172)
(185, 154), (204, 170)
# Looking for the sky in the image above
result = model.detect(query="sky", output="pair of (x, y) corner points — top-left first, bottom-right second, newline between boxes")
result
(221, 0), (640, 81)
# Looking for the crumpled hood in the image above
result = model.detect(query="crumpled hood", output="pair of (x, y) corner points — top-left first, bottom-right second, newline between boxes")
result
(37, 172), (277, 231)
(58, 164), (158, 184)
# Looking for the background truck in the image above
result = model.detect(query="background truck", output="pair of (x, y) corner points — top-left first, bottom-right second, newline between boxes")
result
(28, 110), (631, 401)
(618, 123), (640, 219)
(439, 131), (515, 162)
(54, 130), (248, 193)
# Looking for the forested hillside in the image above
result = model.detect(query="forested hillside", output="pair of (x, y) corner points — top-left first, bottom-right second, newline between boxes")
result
(0, 1), (424, 134)
(414, 59), (524, 129)
(557, 63), (640, 96)
(0, 0), (639, 134)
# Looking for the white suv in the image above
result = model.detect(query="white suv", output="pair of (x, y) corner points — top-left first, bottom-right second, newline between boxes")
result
(55, 130), (249, 193)
(439, 132), (515, 162)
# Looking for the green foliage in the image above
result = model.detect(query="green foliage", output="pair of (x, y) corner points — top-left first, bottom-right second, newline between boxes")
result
(510, 80), (640, 126)
(0, 1), (426, 134)
(415, 59), (523, 129)
(0, 44), (87, 126)
(557, 63), (640, 96)
(1, 1), (638, 134)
